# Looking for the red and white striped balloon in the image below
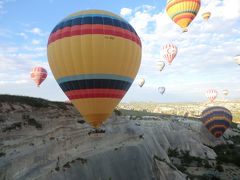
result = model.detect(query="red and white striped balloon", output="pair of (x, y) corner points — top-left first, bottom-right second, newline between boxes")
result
(205, 89), (218, 102)
(30, 67), (47, 87)
(161, 43), (178, 64)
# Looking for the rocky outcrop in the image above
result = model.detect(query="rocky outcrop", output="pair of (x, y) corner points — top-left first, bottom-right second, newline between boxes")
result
(0, 96), (239, 180)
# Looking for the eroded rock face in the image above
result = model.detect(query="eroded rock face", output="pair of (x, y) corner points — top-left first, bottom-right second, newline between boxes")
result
(0, 100), (238, 180)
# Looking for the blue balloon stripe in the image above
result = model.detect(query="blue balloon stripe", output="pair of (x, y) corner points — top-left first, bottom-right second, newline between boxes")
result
(57, 74), (133, 84)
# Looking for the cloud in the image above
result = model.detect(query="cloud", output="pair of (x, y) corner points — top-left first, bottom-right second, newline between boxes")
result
(200, 0), (240, 20)
(0, 0), (16, 15)
(120, 8), (132, 17)
(18, 32), (28, 39)
(121, 0), (240, 102)
(0, 0), (6, 14)
(28, 27), (47, 36)
(31, 39), (40, 45)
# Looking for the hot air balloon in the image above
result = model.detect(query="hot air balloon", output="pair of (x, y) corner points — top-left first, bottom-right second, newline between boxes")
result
(166, 0), (201, 32)
(205, 89), (218, 102)
(157, 61), (165, 71)
(234, 55), (240, 65)
(161, 44), (178, 65)
(138, 78), (145, 88)
(222, 89), (229, 96)
(47, 10), (142, 129)
(158, 87), (165, 95)
(30, 67), (47, 87)
(202, 12), (211, 21)
(201, 106), (232, 138)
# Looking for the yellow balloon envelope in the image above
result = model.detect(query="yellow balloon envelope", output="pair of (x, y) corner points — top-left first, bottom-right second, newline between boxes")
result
(47, 10), (142, 128)
(202, 12), (211, 21)
(166, 0), (201, 32)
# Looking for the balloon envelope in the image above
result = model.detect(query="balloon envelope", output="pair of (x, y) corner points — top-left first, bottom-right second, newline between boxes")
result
(158, 87), (165, 94)
(30, 67), (47, 87)
(205, 89), (218, 102)
(201, 106), (232, 138)
(138, 78), (145, 87)
(157, 61), (165, 71)
(47, 10), (142, 128)
(222, 89), (229, 96)
(202, 12), (211, 21)
(234, 55), (240, 65)
(166, 0), (201, 32)
(161, 44), (178, 64)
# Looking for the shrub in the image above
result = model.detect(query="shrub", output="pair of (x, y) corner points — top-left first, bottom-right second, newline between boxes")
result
(77, 120), (85, 124)
(0, 152), (6, 157)
(180, 150), (193, 165)
(168, 148), (180, 158)
(229, 135), (240, 144)
(213, 144), (240, 167)
(76, 157), (87, 164)
(203, 160), (212, 169)
(0, 115), (5, 123)
(26, 118), (42, 130)
(63, 162), (71, 169)
(114, 109), (122, 116)
(175, 164), (187, 172)
(2, 122), (22, 132)
(215, 164), (224, 172)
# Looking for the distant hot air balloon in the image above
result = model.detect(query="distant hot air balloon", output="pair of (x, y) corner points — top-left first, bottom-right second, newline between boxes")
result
(222, 89), (229, 96)
(47, 10), (142, 128)
(138, 78), (145, 88)
(201, 106), (232, 138)
(158, 87), (165, 95)
(205, 89), (218, 102)
(30, 67), (47, 87)
(202, 12), (211, 21)
(234, 55), (240, 65)
(166, 0), (201, 32)
(161, 44), (178, 64)
(157, 61), (165, 71)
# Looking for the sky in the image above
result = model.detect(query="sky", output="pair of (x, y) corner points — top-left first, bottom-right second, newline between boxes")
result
(0, 0), (240, 103)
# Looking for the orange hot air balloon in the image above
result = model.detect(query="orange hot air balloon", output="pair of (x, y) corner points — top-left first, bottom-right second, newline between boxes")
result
(161, 43), (178, 64)
(47, 10), (142, 128)
(30, 67), (47, 87)
(166, 0), (201, 32)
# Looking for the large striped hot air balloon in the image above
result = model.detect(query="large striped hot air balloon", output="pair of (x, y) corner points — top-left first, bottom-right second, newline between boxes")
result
(161, 43), (178, 64)
(166, 0), (201, 32)
(201, 106), (232, 138)
(30, 67), (47, 87)
(205, 89), (218, 102)
(47, 10), (142, 128)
